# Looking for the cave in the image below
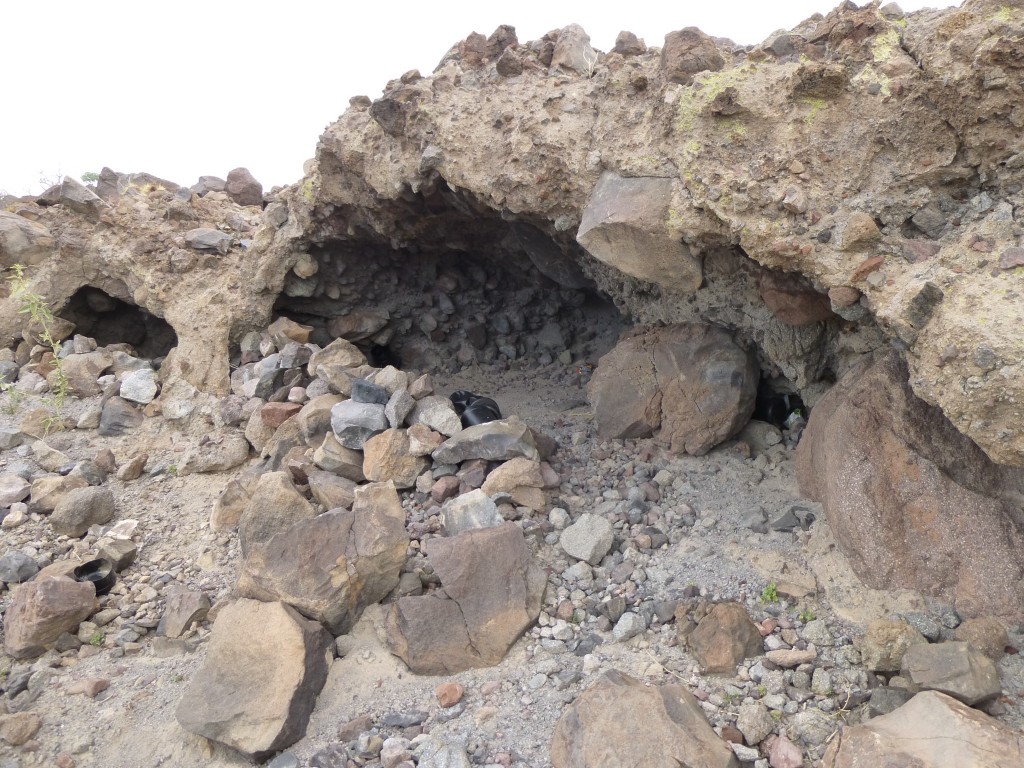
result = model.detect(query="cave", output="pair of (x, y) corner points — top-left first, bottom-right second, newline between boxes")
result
(59, 287), (178, 360)
(271, 181), (627, 375)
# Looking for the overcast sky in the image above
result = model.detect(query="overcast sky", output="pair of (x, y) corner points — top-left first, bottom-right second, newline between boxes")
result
(1, 0), (959, 195)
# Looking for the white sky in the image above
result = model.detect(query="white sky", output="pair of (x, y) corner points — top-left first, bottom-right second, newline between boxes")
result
(1, 0), (959, 196)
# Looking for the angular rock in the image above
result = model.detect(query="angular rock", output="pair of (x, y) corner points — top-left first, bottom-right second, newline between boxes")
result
(549, 24), (597, 76)
(551, 670), (739, 768)
(0, 711), (43, 746)
(822, 691), (1024, 767)
(160, 586), (211, 638)
(97, 396), (143, 436)
(4, 576), (97, 658)
(307, 469), (358, 510)
(225, 167), (263, 207)
(59, 176), (108, 219)
(758, 271), (834, 326)
(432, 416), (538, 464)
(97, 538), (137, 571)
(440, 488), (504, 536)
(308, 337), (366, 376)
(50, 486), (115, 538)
(184, 227), (233, 253)
(559, 513), (614, 565)
(480, 457), (544, 495)
(295, 394), (344, 443)
(859, 619), (928, 673)
(661, 27), (725, 85)
(577, 172), (701, 292)
(737, 701), (774, 746)
(238, 482), (408, 633)
(175, 599), (331, 760)
(688, 602), (763, 674)
(237, 471), (316, 557)
(363, 428), (429, 489)
(119, 368), (159, 404)
(0, 551), (39, 583)
(29, 473), (89, 513)
(0, 210), (55, 266)
(388, 522), (544, 674)
(0, 474), (30, 505)
(953, 617), (1009, 661)
(797, 350), (1024, 617)
(178, 434), (250, 475)
(410, 395), (462, 437)
(261, 401), (302, 429)
(312, 432), (366, 481)
(331, 399), (388, 449)
(901, 641), (1001, 706)
(210, 475), (257, 532)
(384, 388), (416, 429)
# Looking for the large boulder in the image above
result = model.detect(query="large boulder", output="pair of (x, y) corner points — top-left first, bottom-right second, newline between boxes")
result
(431, 416), (538, 464)
(237, 471), (315, 556)
(900, 642), (1002, 706)
(588, 324), (758, 455)
(822, 691), (1024, 767)
(551, 670), (739, 768)
(50, 486), (115, 538)
(797, 350), (1024, 618)
(0, 211), (55, 266)
(577, 172), (702, 292)
(4, 577), (97, 658)
(387, 522), (544, 674)
(175, 599), (331, 760)
(237, 481), (408, 633)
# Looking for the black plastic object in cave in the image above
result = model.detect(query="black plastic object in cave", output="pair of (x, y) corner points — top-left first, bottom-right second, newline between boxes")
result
(753, 380), (805, 429)
(60, 287), (177, 359)
(449, 390), (502, 427)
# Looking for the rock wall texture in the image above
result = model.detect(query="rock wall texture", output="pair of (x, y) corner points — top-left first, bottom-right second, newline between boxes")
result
(3, 1), (1024, 471)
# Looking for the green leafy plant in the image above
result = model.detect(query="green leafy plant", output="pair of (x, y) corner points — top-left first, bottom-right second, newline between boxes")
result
(6, 264), (69, 431)
(0, 381), (24, 415)
(799, 608), (817, 622)
(89, 633), (104, 647)
(80, 171), (100, 183)
(760, 582), (779, 604)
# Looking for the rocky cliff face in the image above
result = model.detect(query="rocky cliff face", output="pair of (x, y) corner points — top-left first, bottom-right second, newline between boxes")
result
(2, 0), (1023, 468)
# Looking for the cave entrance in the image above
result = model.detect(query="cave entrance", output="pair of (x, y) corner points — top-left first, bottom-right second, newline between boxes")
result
(60, 287), (178, 360)
(271, 224), (624, 375)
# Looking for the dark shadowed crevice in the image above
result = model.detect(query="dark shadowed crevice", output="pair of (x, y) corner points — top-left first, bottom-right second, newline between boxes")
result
(59, 287), (178, 359)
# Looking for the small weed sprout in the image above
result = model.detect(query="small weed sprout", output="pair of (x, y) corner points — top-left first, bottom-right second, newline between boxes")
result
(89, 633), (104, 647)
(6, 264), (69, 432)
(799, 608), (817, 622)
(760, 582), (780, 604)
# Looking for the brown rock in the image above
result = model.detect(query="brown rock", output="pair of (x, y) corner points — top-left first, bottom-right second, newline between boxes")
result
(836, 212), (881, 250)
(50, 486), (115, 538)
(431, 475), (461, 504)
(178, 433), (250, 475)
(387, 522), (544, 674)
(209, 475), (257, 532)
(307, 469), (358, 510)
(311, 432), (366, 482)
(115, 453), (148, 481)
(822, 691), (1024, 767)
(261, 401), (302, 428)
(4, 577), (97, 658)
(687, 602), (763, 674)
(859, 620), (928, 672)
(480, 457), (545, 495)
(175, 599), (331, 760)
(796, 350), (1024, 617)
(307, 337), (365, 376)
(363, 428), (430, 489)
(160, 586), (211, 638)
(953, 617), (1009, 661)
(765, 648), (817, 668)
(29, 473), (89, 513)
(999, 246), (1024, 270)
(661, 27), (726, 85)
(901, 642), (1001, 706)
(237, 471), (315, 557)
(849, 255), (884, 282)
(765, 734), (803, 768)
(551, 670), (739, 768)
(295, 394), (344, 443)
(435, 681), (465, 708)
(758, 271), (834, 326)
(588, 324), (758, 455)
(0, 711), (43, 746)
(827, 285), (861, 308)
(238, 482), (408, 633)
(67, 678), (110, 698)
(224, 167), (263, 207)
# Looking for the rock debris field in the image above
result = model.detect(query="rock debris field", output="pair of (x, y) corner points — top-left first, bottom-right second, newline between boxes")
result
(3, 1), (1024, 766)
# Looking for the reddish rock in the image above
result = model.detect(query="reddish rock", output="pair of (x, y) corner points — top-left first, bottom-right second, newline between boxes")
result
(4, 577), (97, 659)
(687, 602), (763, 674)
(758, 271), (835, 326)
(661, 27), (725, 85)
(261, 402), (302, 428)
(765, 734), (803, 768)
(849, 255), (884, 282)
(796, 350), (1024, 617)
(435, 681), (465, 708)
(999, 246), (1024, 270)
(828, 285), (861, 307)
(902, 239), (941, 262)
(431, 475), (461, 504)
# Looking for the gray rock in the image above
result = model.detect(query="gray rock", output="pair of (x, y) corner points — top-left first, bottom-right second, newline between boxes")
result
(97, 396), (144, 436)
(238, 472), (316, 557)
(901, 641), (1002, 705)
(4, 577), (97, 658)
(0, 474), (31, 505)
(178, 434), (250, 475)
(59, 176), (108, 219)
(440, 489), (504, 536)
(867, 687), (915, 717)
(431, 416), (538, 464)
(330, 400), (387, 449)
(611, 612), (647, 642)
(225, 167), (263, 207)
(119, 368), (158, 404)
(0, 552), (39, 584)
(737, 702), (774, 746)
(184, 228), (232, 253)
(385, 388), (416, 428)
(410, 396), (463, 437)
(175, 599), (331, 760)
(414, 736), (473, 768)
(159, 586), (211, 638)
(559, 513), (614, 565)
(312, 432), (366, 482)
(50, 487), (115, 537)
(0, 427), (26, 450)
(351, 379), (389, 405)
